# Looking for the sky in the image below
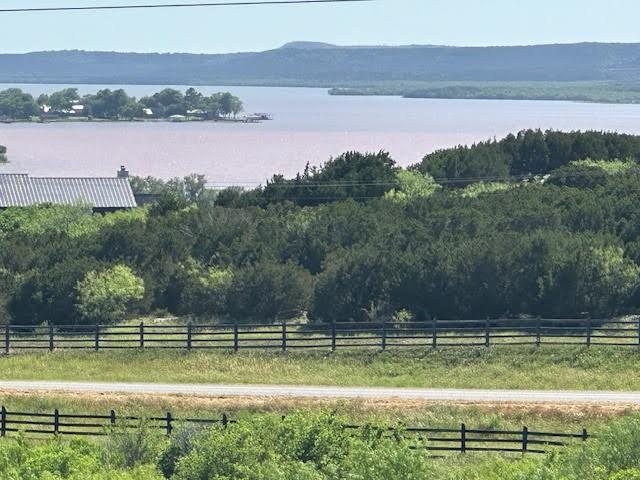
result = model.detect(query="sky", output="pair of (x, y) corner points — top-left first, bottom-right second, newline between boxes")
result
(0, 0), (639, 53)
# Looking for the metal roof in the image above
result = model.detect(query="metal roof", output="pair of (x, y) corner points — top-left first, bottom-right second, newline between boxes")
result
(0, 174), (137, 209)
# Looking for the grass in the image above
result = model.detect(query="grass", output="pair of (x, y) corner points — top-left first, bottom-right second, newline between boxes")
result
(3, 346), (640, 391)
(0, 392), (606, 431)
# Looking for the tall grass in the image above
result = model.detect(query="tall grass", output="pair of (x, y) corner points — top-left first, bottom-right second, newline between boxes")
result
(2, 346), (640, 391)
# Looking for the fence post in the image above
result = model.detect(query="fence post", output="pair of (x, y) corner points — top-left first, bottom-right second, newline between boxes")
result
(485, 318), (491, 348)
(0, 406), (6, 437)
(222, 413), (228, 428)
(637, 317), (640, 348)
(586, 317), (592, 347)
(187, 323), (193, 351)
(4, 325), (9, 354)
(536, 317), (542, 347)
(460, 423), (466, 453)
(432, 318), (437, 349)
(522, 426), (529, 453)
(48, 325), (54, 352)
(331, 322), (336, 352)
(282, 321), (287, 352)
(165, 412), (173, 436)
(233, 323), (239, 352)
(53, 409), (60, 435)
(139, 322), (145, 349)
(110, 410), (116, 428)
(381, 322), (387, 351)
(94, 325), (100, 351)
(582, 428), (589, 442)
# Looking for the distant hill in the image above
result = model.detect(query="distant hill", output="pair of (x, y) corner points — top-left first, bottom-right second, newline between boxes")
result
(1, 42), (639, 86)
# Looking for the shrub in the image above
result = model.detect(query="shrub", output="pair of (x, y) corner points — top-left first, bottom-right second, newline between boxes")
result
(610, 470), (640, 480)
(178, 264), (233, 317)
(170, 411), (431, 480)
(0, 436), (163, 480)
(103, 420), (166, 470)
(226, 261), (313, 322)
(75, 264), (145, 324)
(385, 170), (440, 202)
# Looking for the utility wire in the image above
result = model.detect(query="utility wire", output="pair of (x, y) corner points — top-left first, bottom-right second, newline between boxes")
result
(205, 168), (639, 189)
(0, 0), (374, 13)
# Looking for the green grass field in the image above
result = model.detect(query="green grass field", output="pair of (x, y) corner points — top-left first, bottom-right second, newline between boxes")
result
(2, 346), (640, 391)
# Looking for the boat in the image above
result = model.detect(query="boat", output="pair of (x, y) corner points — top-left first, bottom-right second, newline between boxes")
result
(252, 113), (273, 120)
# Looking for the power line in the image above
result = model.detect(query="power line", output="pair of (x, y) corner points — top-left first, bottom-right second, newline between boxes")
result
(0, 0), (374, 14)
(205, 168), (639, 189)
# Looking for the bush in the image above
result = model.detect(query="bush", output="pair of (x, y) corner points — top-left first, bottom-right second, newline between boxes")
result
(178, 263), (233, 317)
(170, 411), (431, 480)
(609, 470), (640, 480)
(226, 261), (313, 322)
(453, 415), (640, 480)
(104, 421), (166, 470)
(0, 436), (163, 480)
(75, 264), (145, 324)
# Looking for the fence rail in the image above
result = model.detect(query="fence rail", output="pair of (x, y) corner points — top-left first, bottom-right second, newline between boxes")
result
(1, 318), (639, 354)
(0, 407), (588, 454)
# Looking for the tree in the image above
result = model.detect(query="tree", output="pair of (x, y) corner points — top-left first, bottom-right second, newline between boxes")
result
(0, 88), (39, 119)
(75, 264), (145, 324)
(184, 87), (204, 110)
(260, 151), (400, 206)
(212, 92), (243, 118)
(84, 89), (132, 119)
(36, 93), (49, 107)
(151, 88), (185, 116)
(48, 88), (80, 113)
(120, 99), (144, 120)
(385, 170), (440, 202)
(226, 261), (313, 322)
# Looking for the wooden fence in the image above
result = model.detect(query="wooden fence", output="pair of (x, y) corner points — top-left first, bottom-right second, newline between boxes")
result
(0, 407), (588, 455)
(0, 318), (638, 354)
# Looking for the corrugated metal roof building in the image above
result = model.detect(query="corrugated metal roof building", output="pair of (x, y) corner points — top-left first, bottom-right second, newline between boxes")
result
(0, 173), (137, 212)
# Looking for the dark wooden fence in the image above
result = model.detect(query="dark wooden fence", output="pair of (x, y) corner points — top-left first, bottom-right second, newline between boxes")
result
(0, 407), (588, 455)
(0, 318), (638, 354)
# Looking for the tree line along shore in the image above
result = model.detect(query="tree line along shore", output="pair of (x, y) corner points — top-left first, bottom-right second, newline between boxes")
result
(329, 81), (640, 104)
(0, 87), (244, 122)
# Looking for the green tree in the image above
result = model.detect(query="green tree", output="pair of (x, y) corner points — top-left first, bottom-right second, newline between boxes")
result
(227, 261), (313, 322)
(0, 88), (39, 119)
(49, 88), (80, 113)
(184, 87), (205, 110)
(75, 264), (145, 324)
(385, 170), (440, 202)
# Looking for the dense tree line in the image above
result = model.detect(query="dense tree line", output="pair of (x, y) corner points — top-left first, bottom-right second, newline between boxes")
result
(0, 87), (243, 120)
(3, 130), (640, 326)
(416, 129), (640, 182)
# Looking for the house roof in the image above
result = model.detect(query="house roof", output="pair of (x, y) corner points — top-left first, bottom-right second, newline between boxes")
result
(0, 173), (137, 209)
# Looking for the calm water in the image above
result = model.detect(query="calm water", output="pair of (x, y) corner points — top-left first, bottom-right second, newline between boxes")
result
(1, 84), (640, 184)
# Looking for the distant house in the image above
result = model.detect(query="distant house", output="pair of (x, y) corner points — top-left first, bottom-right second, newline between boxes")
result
(0, 168), (137, 213)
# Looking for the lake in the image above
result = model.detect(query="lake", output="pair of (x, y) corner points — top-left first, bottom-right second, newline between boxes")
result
(2, 84), (640, 184)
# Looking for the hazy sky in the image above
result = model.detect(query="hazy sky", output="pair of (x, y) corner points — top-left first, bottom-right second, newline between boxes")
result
(1, 0), (639, 53)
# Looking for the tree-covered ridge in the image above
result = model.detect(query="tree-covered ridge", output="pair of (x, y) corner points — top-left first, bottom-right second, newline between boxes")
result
(0, 87), (243, 120)
(3, 130), (640, 326)
(1, 43), (640, 86)
(331, 81), (640, 104)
